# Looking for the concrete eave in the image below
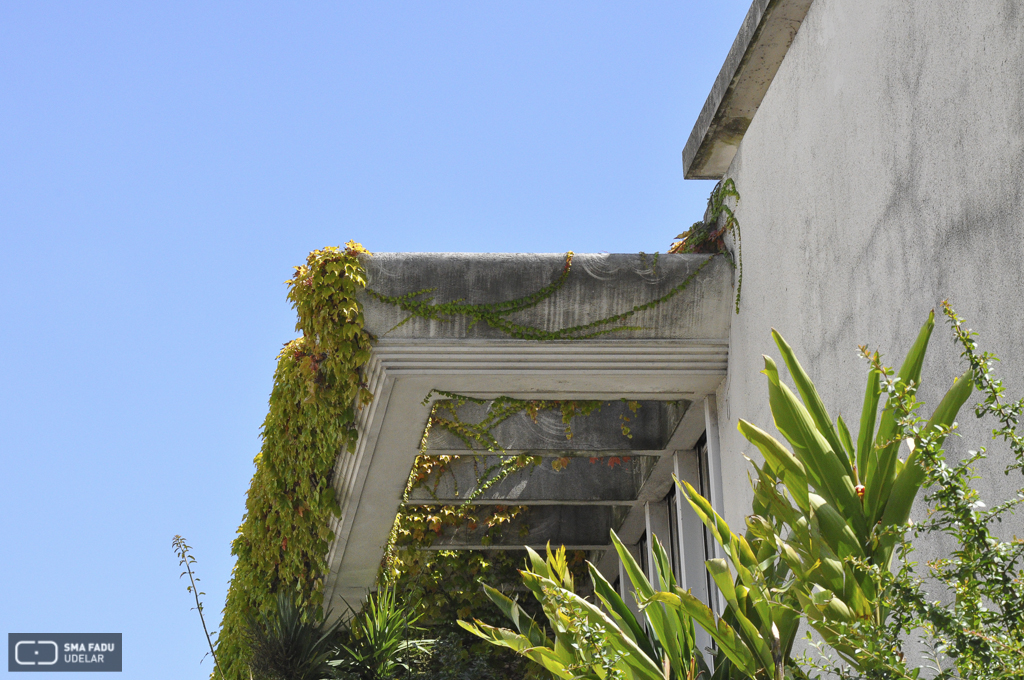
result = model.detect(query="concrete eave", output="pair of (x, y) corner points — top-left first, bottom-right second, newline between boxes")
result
(682, 0), (814, 179)
(321, 253), (734, 610)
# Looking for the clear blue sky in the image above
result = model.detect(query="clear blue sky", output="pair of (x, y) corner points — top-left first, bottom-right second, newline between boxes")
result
(0, 2), (750, 678)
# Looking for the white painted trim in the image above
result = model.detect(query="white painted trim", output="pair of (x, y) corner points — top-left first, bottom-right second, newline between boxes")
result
(703, 394), (727, 615)
(373, 339), (729, 376)
(702, 395), (726, 525)
(644, 500), (671, 587)
(671, 453), (690, 593)
(674, 450), (715, 656)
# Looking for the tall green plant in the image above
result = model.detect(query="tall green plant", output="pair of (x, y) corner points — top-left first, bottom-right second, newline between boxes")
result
(334, 586), (435, 680)
(607, 531), (708, 680)
(803, 303), (1024, 679)
(733, 313), (972, 667)
(649, 482), (801, 680)
(245, 591), (343, 680)
(460, 539), (706, 680)
(648, 313), (972, 678)
(173, 536), (226, 679)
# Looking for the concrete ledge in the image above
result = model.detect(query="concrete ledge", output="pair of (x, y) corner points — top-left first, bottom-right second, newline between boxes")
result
(682, 0), (814, 179)
(360, 253), (733, 340)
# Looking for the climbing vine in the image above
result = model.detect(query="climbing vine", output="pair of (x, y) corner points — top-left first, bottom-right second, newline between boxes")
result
(215, 243), (374, 680)
(382, 394), (619, 628)
(367, 250), (717, 339)
(670, 178), (742, 313)
(404, 393), (639, 505)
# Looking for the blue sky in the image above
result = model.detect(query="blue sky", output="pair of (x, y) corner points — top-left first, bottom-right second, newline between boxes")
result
(0, 2), (749, 677)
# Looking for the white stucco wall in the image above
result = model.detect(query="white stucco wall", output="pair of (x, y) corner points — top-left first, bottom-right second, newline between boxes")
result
(715, 0), (1024, 546)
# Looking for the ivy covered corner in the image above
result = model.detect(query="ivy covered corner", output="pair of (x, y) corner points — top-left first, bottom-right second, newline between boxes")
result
(215, 243), (738, 679)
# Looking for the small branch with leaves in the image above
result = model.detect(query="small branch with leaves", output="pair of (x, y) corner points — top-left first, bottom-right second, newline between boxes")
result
(669, 178), (743, 313)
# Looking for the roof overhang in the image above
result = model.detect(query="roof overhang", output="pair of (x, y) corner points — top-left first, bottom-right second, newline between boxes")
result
(682, 0), (814, 179)
(321, 253), (734, 609)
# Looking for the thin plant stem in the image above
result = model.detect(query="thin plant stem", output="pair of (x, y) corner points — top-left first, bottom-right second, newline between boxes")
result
(173, 535), (225, 680)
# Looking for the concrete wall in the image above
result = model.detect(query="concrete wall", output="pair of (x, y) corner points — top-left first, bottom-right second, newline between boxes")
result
(715, 0), (1024, 547)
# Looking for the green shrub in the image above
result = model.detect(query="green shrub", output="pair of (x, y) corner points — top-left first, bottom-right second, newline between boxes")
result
(462, 540), (706, 680)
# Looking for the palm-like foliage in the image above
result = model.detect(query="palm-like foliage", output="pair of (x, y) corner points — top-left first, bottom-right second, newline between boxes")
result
(649, 481), (800, 680)
(609, 531), (708, 680)
(334, 585), (434, 680)
(738, 314), (972, 665)
(460, 539), (706, 680)
(649, 313), (974, 678)
(245, 591), (342, 680)
(462, 314), (974, 679)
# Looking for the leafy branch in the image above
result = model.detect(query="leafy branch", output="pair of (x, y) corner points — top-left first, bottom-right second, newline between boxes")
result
(799, 302), (1024, 679)
(670, 178), (742, 313)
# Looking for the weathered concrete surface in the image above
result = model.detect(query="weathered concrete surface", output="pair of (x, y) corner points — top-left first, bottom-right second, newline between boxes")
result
(682, 0), (814, 179)
(703, 0), (1024, 607)
(405, 455), (659, 505)
(322, 253), (733, 612)
(423, 399), (685, 453)
(359, 253), (733, 340)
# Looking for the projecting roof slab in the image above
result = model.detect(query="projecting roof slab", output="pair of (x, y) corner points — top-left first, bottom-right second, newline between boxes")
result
(360, 252), (732, 340)
(682, 0), (814, 179)
(321, 252), (733, 610)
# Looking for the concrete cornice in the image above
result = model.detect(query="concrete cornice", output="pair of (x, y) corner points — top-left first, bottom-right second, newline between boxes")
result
(370, 339), (729, 376)
(682, 0), (814, 179)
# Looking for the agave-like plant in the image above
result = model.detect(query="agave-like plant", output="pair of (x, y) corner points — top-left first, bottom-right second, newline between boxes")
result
(244, 591), (343, 680)
(334, 585), (434, 680)
(460, 538), (707, 680)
